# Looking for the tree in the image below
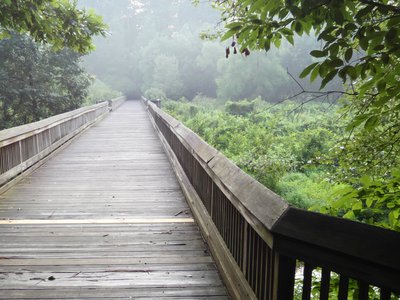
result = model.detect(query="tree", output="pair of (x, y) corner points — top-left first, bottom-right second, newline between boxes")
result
(0, 0), (106, 53)
(152, 54), (184, 99)
(205, 0), (400, 229)
(216, 51), (288, 100)
(0, 34), (91, 129)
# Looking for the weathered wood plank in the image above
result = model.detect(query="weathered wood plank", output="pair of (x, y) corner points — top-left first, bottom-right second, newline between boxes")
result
(0, 286), (228, 299)
(0, 100), (227, 299)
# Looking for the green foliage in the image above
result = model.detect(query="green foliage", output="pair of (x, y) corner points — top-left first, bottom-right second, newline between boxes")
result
(321, 169), (400, 231)
(144, 87), (166, 101)
(216, 52), (290, 101)
(209, 0), (400, 231)
(212, 0), (400, 94)
(164, 98), (343, 207)
(225, 99), (255, 116)
(152, 55), (184, 99)
(293, 268), (392, 300)
(277, 172), (345, 210)
(0, 34), (91, 129)
(165, 97), (400, 231)
(84, 78), (122, 105)
(0, 0), (107, 53)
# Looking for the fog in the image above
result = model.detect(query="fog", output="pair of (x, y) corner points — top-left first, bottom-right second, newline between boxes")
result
(79, 0), (341, 102)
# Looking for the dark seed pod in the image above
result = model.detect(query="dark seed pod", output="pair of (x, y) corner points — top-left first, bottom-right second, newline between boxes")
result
(233, 47), (237, 54)
(243, 48), (250, 56)
(225, 47), (230, 58)
(231, 41), (236, 47)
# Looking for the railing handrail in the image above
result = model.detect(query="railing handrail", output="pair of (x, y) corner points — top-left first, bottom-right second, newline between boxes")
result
(0, 96), (126, 188)
(146, 99), (400, 298)
(0, 102), (108, 147)
(108, 96), (126, 111)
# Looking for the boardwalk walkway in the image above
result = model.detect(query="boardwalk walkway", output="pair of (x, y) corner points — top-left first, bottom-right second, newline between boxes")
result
(0, 101), (227, 299)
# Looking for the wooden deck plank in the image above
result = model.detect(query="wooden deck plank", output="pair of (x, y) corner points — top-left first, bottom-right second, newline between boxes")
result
(0, 101), (227, 299)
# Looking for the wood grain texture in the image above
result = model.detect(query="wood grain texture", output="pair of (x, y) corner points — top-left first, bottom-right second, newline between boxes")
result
(0, 100), (227, 299)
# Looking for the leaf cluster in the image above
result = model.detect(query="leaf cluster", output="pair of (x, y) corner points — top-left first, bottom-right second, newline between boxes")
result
(0, 0), (107, 53)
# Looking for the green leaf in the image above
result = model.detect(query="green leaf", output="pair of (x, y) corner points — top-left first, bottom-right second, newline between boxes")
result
(355, 6), (373, 19)
(264, 40), (270, 51)
(366, 198), (374, 208)
(320, 70), (337, 89)
(344, 48), (353, 62)
(388, 211), (398, 227)
(364, 115), (379, 130)
(381, 53), (390, 64)
(360, 175), (373, 186)
(359, 37), (369, 50)
(329, 58), (343, 68)
(352, 201), (363, 211)
(310, 50), (326, 58)
(220, 27), (241, 42)
(299, 62), (319, 78)
(332, 8), (344, 25)
(346, 114), (369, 130)
(310, 65), (320, 82)
(376, 80), (386, 92)
(386, 28), (397, 42)
(285, 34), (294, 45)
(343, 210), (356, 220)
(294, 21), (303, 34)
(387, 203), (396, 209)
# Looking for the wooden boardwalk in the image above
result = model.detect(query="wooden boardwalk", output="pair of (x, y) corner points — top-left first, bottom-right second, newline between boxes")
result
(0, 101), (228, 299)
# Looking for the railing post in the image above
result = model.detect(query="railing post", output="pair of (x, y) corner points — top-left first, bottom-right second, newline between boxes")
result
(270, 250), (296, 300)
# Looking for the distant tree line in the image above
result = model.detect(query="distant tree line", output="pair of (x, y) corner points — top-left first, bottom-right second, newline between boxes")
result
(81, 0), (341, 101)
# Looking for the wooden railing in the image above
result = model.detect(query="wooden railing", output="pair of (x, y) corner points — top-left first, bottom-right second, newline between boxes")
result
(0, 97), (126, 186)
(108, 96), (126, 111)
(144, 100), (400, 300)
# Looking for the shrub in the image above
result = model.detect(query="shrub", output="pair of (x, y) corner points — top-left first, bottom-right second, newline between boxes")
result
(225, 99), (255, 116)
(143, 87), (166, 100)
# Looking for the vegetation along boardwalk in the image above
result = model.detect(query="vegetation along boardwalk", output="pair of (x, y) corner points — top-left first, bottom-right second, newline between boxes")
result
(0, 100), (228, 299)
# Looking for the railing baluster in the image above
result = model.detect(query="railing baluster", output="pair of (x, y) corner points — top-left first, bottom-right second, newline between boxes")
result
(302, 263), (313, 300)
(254, 234), (260, 297)
(320, 269), (331, 300)
(380, 288), (391, 300)
(358, 281), (369, 300)
(338, 275), (349, 300)
(242, 221), (248, 277)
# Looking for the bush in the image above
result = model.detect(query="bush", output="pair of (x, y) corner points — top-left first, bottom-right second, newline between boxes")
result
(84, 78), (122, 105)
(225, 99), (256, 116)
(143, 87), (166, 100)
